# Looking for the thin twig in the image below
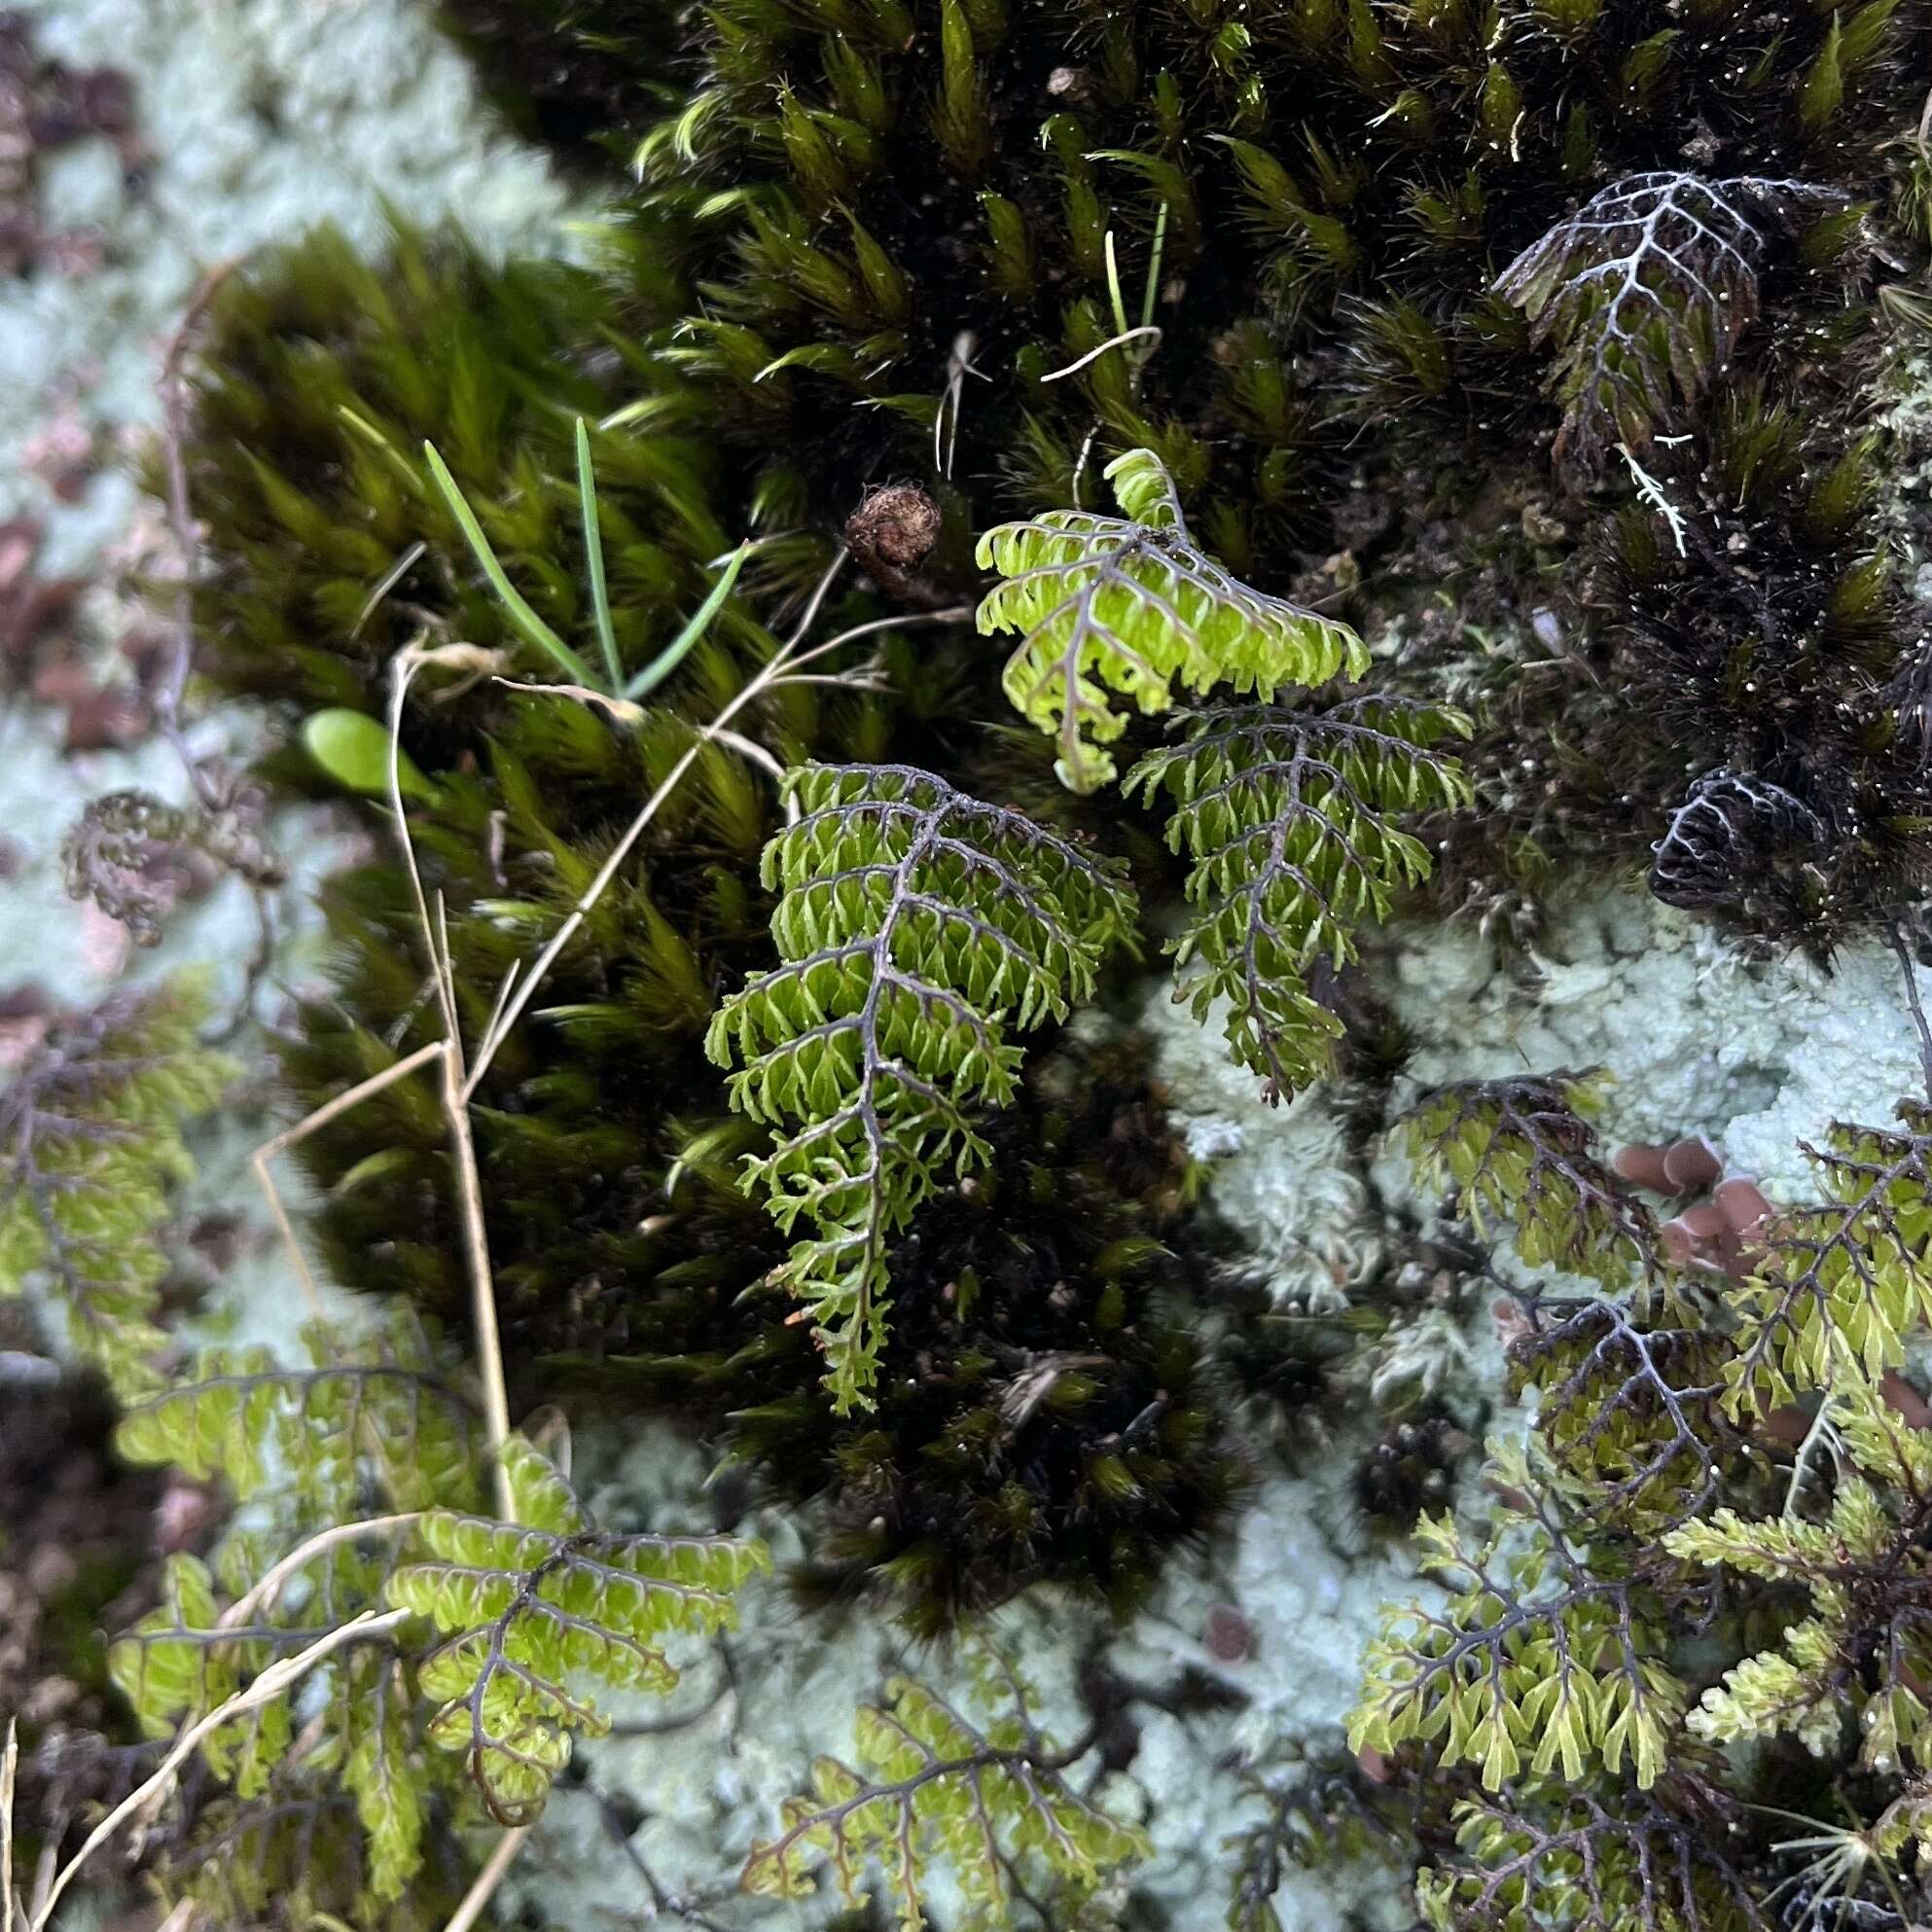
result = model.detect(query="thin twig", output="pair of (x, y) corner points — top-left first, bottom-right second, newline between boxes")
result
(441, 1036), (512, 1520)
(3, 1719), (16, 1932)
(382, 650), (513, 1513)
(441, 1824), (531, 1932)
(218, 1513), (424, 1630)
(1039, 326), (1162, 384)
(461, 547), (857, 1093)
(249, 1040), (447, 1323)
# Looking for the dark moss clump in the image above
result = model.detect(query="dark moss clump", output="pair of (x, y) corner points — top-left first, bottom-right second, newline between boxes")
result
(433, 0), (691, 171)
(576, 0), (1925, 952)
(1353, 1409), (1473, 1527)
(611, 0), (1918, 569)
(1592, 385), (1926, 949)
(185, 225), (1230, 1648)
(176, 0), (1932, 1658)
(181, 222), (881, 1369)
(178, 221), (730, 732)
(568, 1033), (1249, 1637)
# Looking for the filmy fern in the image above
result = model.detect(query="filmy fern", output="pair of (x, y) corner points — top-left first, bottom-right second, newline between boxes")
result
(1665, 1374), (1932, 1771)
(975, 448), (1369, 794)
(0, 975), (235, 1398)
(1396, 1070), (1655, 1288)
(112, 1323), (764, 1908)
(743, 1669), (1148, 1929)
(115, 1317), (478, 1513)
(705, 763), (1135, 1412)
(1723, 1104), (1932, 1416)
(113, 1315), (482, 1914)
(1348, 1443), (1686, 1797)
(386, 1433), (768, 1824)
(1497, 171), (1842, 468)
(1127, 696), (1471, 1102)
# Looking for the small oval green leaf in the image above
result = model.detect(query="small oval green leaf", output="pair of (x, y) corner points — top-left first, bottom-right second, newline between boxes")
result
(302, 708), (440, 804)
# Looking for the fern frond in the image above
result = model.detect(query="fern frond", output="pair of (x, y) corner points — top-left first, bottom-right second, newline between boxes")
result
(110, 1316), (483, 1915)
(1664, 1376), (1932, 1767)
(386, 1436), (768, 1824)
(116, 1312), (478, 1512)
(743, 1671), (1149, 1929)
(1425, 1783), (1769, 1932)
(1395, 1071), (1655, 1287)
(1723, 1106), (1932, 1416)
(1496, 171), (1844, 468)
(1649, 769), (1828, 913)
(0, 975), (235, 1398)
(706, 764), (1135, 1411)
(975, 447), (1369, 793)
(112, 1551), (299, 1801)
(339, 1654), (428, 1905)
(1126, 696), (1471, 1101)
(1349, 1453), (1685, 1794)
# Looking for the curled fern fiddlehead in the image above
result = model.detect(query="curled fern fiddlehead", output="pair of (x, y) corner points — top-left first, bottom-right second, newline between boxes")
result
(1126, 696), (1471, 1102)
(706, 764), (1135, 1412)
(975, 447), (1369, 794)
(386, 1435), (767, 1825)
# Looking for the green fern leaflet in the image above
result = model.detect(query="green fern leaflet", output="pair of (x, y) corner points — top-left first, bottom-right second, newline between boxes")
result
(1396, 1070), (1654, 1288)
(706, 763), (1135, 1412)
(0, 975), (235, 1398)
(975, 448), (1369, 794)
(386, 1436), (767, 1824)
(1722, 1106), (1932, 1416)
(744, 1672), (1148, 1929)
(1127, 697), (1470, 1101)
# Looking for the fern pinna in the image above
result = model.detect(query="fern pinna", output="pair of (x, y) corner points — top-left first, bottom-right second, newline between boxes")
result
(705, 762), (1135, 1412)
(743, 1666), (1148, 1927)
(975, 447), (1369, 794)
(111, 1317), (483, 1914)
(388, 1433), (767, 1823)
(1127, 697), (1471, 1102)
(0, 975), (235, 1399)
(1496, 171), (1843, 469)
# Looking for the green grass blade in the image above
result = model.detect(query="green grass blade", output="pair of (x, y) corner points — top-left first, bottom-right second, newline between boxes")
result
(574, 417), (622, 697)
(621, 542), (751, 701)
(422, 440), (597, 688)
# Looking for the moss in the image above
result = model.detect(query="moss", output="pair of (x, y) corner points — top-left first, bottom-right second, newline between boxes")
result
(178, 221), (723, 733)
(610, 0), (1919, 562)
(432, 0), (691, 171)
(557, 1032), (1250, 1636)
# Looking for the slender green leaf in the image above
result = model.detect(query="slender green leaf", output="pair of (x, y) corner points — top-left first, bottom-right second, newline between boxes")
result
(622, 541), (752, 701)
(422, 440), (597, 687)
(574, 416), (622, 696)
